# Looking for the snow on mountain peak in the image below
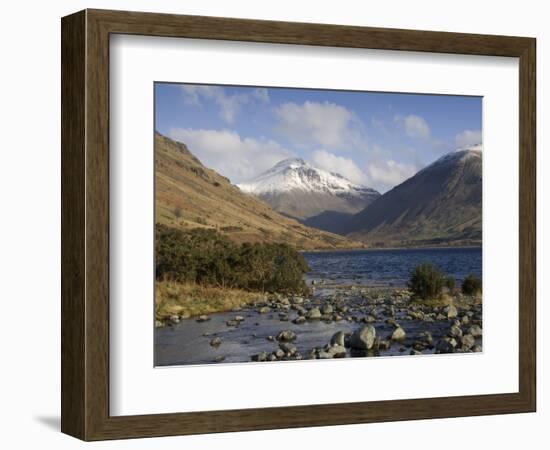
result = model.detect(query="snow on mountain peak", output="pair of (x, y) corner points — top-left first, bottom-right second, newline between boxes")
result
(237, 157), (376, 196)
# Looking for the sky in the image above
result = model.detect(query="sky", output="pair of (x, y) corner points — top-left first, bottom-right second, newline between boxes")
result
(155, 83), (482, 193)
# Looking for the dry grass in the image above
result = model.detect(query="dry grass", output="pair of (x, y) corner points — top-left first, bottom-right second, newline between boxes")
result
(155, 280), (264, 320)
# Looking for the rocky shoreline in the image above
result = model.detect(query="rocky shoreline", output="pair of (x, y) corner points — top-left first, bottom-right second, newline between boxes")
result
(155, 285), (482, 365)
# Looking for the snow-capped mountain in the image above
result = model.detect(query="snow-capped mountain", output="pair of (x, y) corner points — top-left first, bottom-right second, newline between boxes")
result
(238, 158), (380, 220)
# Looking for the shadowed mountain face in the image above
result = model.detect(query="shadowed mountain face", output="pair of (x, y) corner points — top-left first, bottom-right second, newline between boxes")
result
(155, 133), (365, 250)
(345, 147), (482, 247)
(237, 158), (380, 220)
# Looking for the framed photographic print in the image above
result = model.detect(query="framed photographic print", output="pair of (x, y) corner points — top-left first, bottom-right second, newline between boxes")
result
(61, 9), (536, 440)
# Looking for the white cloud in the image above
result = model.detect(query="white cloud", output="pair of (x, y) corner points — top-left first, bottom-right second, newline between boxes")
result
(168, 128), (291, 183)
(311, 150), (366, 184)
(403, 114), (431, 139)
(365, 159), (418, 193)
(455, 129), (482, 148)
(275, 101), (362, 149)
(394, 114), (431, 140)
(180, 86), (269, 124)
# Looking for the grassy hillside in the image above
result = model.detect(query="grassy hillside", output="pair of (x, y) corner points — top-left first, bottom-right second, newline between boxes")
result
(155, 133), (365, 250)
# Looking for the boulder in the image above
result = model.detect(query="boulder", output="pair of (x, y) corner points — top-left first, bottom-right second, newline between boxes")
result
(276, 330), (297, 342)
(391, 326), (406, 342)
(350, 325), (377, 350)
(169, 314), (180, 324)
(330, 331), (348, 347)
(292, 316), (306, 325)
(251, 351), (269, 362)
(279, 342), (297, 355)
(435, 339), (455, 354)
(196, 315), (210, 322)
(416, 331), (433, 346)
(449, 323), (463, 338)
(321, 304), (334, 315)
(306, 307), (322, 320)
(210, 337), (222, 347)
(461, 334), (476, 351)
(328, 345), (347, 358)
(444, 304), (458, 319)
(468, 325), (483, 338)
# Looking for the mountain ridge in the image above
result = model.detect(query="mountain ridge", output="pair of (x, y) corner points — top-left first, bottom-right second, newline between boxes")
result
(345, 146), (482, 247)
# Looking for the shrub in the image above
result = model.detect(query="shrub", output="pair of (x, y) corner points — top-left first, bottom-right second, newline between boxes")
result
(155, 224), (310, 295)
(409, 263), (445, 300)
(444, 276), (456, 293)
(462, 274), (482, 295)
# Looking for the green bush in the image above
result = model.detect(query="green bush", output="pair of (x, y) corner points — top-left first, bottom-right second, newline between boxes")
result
(461, 274), (482, 295)
(155, 224), (310, 295)
(444, 276), (456, 293)
(409, 263), (445, 300)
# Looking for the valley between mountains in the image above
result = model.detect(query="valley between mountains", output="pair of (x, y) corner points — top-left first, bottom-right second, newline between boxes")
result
(156, 132), (482, 250)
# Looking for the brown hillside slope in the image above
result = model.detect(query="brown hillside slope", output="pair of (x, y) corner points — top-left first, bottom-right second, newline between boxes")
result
(155, 133), (364, 250)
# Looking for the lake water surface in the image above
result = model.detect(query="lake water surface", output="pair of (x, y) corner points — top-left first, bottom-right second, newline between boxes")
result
(303, 247), (482, 287)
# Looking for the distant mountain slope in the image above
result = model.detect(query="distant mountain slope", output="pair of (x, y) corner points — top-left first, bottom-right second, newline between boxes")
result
(155, 133), (365, 250)
(237, 158), (380, 220)
(302, 211), (354, 234)
(346, 146), (482, 247)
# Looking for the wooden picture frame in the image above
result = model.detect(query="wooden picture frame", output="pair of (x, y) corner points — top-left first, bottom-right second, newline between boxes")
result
(61, 9), (536, 441)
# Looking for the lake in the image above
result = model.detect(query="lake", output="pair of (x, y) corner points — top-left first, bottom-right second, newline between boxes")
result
(303, 247), (482, 287)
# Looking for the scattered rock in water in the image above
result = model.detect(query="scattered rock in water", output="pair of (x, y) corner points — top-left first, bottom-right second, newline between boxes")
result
(196, 315), (210, 323)
(306, 307), (322, 320)
(266, 335), (275, 341)
(279, 342), (297, 355)
(155, 320), (165, 328)
(328, 345), (347, 358)
(435, 338), (455, 354)
(278, 313), (289, 322)
(321, 303), (333, 315)
(226, 320), (239, 327)
(274, 348), (285, 359)
(330, 331), (348, 347)
(251, 351), (269, 362)
(258, 306), (270, 314)
(350, 325), (377, 350)
(363, 315), (376, 323)
(461, 334), (476, 351)
(169, 315), (180, 324)
(293, 316), (306, 325)
(213, 355), (225, 363)
(468, 324), (483, 338)
(391, 326), (406, 342)
(234, 315), (245, 322)
(444, 304), (458, 319)
(210, 337), (222, 347)
(378, 339), (391, 350)
(410, 349), (423, 355)
(416, 331), (433, 346)
(449, 323), (463, 338)
(276, 330), (297, 342)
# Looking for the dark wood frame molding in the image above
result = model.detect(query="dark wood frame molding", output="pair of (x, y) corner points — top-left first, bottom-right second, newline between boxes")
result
(61, 9), (536, 441)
